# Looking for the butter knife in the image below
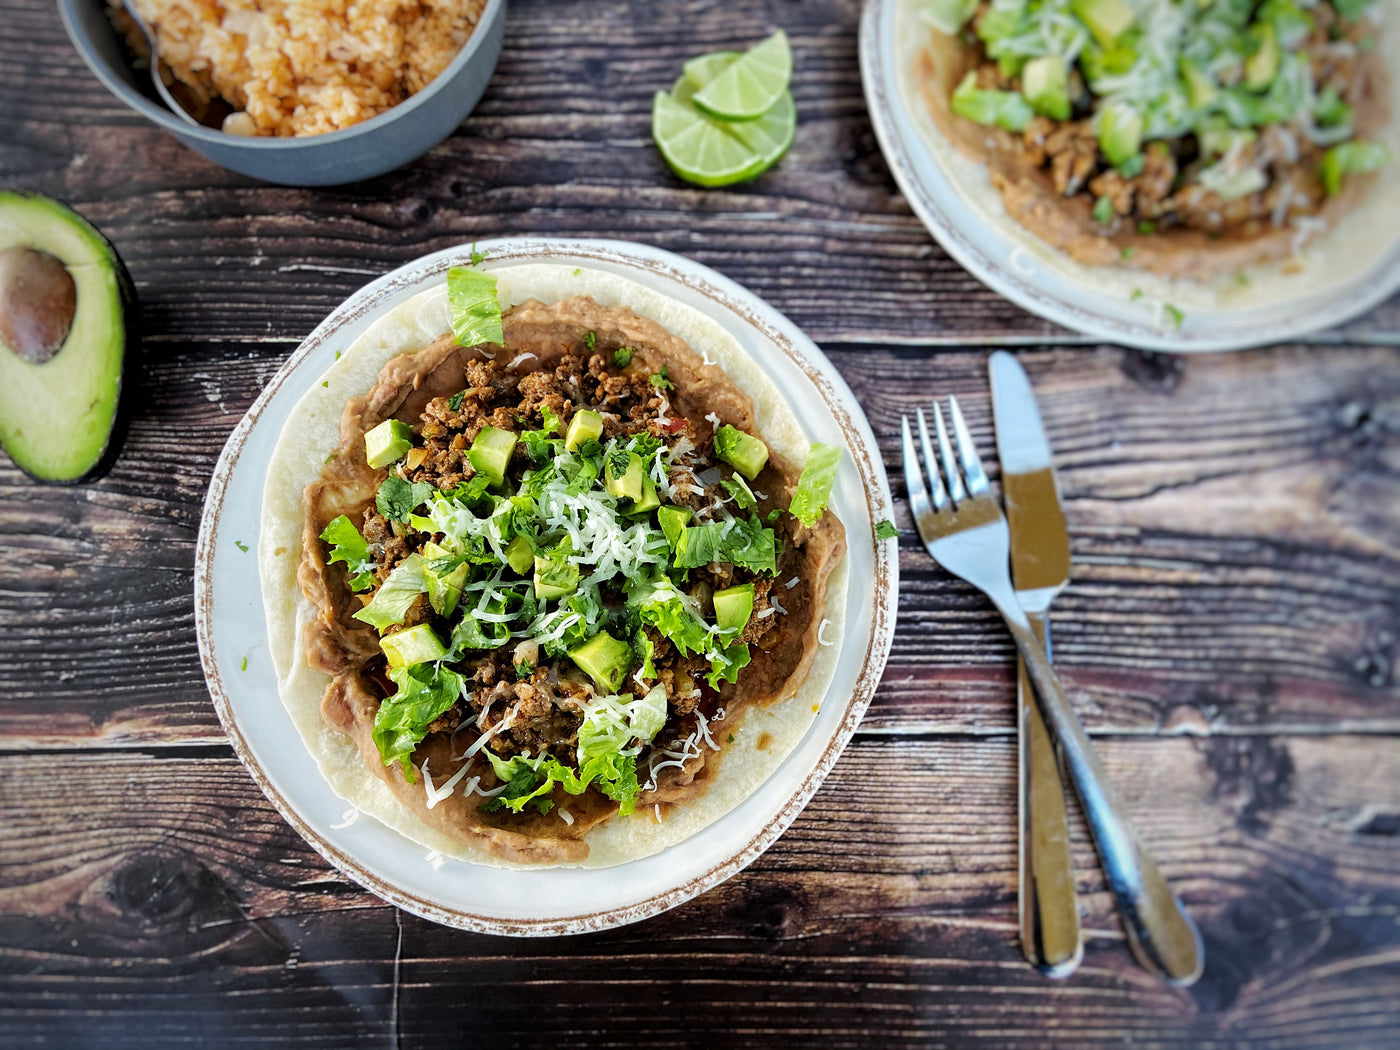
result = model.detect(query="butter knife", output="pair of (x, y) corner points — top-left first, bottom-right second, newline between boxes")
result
(989, 350), (1082, 978)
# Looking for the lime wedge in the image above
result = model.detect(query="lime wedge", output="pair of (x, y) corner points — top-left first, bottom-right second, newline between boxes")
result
(673, 72), (796, 169)
(651, 91), (768, 187)
(682, 50), (741, 92)
(691, 30), (792, 122)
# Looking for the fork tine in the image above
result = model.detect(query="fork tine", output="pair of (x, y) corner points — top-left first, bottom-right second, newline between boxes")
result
(949, 395), (989, 495)
(915, 408), (949, 510)
(900, 415), (933, 518)
(933, 402), (967, 503)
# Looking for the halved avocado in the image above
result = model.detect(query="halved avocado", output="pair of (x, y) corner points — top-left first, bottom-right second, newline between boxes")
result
(0, 192), (133, 483)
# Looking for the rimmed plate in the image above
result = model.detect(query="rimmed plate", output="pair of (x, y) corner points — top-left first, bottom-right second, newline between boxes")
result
(860, 0), (1400, 352)
(194, 238), (897, 935)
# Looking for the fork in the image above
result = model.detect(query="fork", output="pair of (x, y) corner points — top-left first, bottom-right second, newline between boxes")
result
(901, 397), (1204, 986)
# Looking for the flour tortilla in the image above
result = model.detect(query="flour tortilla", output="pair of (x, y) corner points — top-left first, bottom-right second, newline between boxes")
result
(258, 263), (847, 869)
(893, 0), (1400, 312)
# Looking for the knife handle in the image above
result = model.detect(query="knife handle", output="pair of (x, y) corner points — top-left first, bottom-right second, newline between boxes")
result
(1001, 606), (1204, 986)
(1017, 613), (1082, 978)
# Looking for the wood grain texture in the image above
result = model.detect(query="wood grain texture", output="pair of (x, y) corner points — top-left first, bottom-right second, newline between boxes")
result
(0, 0), (1396, 347)
(2, 343), (1395, 746)
(2, 736), (1398, 1048)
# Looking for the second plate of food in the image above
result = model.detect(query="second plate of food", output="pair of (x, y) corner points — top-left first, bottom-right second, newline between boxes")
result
(861, 0), (1400, 351)
(195, 238), (897, 934)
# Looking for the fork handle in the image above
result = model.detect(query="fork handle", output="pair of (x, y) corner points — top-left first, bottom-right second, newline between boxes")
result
(1003, 610), (1204, 986)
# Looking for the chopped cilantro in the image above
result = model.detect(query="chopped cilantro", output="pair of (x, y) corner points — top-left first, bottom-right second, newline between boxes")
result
(874, 519), (899, 540)
(1163, 304), (1185, 330)
(1137, 220), (1156, 235)
(376, 475), (436, 522)
(320, 515), (376, 592)
(612, 346), (633, 368)
(1121, 245), (1136, 260)
(649, 365), (674, 390)
(727, 733), (735, 744)
(766, 509), (782, 523)
(1092, 195), (1114, 225)
(1130, 288), (1145, 301)
(470, 242), (486, 266)
(321, 381), (329, 388)
(234, 540), (249, 553)
(324, 450), (339, 464)
(448, 390), (465, 412)
(515, 660), (535, 680)
(584, 330), (596, 352)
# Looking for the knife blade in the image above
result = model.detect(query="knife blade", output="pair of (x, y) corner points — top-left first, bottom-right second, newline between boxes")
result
(989, 350), (1081, 978)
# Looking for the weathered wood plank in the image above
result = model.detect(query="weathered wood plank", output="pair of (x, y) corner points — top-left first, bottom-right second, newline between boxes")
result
(1, 736), (1397, 1047)
(0, 0), (1395, 347)
(1, 343), (1397, 746)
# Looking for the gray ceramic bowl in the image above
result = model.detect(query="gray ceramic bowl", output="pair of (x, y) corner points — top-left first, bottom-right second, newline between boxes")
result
(58, 0), (506, 186)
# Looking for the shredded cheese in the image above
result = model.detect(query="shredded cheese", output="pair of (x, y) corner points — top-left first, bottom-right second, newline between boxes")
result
(818, 618), (834, 646)
(330, 808), (359, 830)
(422, 756), (475, 809)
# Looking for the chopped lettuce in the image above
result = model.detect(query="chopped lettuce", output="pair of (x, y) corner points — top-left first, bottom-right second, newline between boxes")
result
(673, 516), (777, 574)
(353, 554), (427, 632)
(372, 662), (465, 779)
(1321, 140), (1390, 196)
(320, 514), (376, 592)
(874, 519), (899, 540)
(788, 443), (843, 528)
(633, 576), (711, 657)
(376, 475), (436, 522)
(706, 641), (752, 690)
(447, 265), (504, 348)
(922, 0), (978, 34)
(951, 72), (1034, 133)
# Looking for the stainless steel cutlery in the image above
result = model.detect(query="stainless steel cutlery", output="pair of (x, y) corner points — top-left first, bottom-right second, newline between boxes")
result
(898, 383), (1203, 986)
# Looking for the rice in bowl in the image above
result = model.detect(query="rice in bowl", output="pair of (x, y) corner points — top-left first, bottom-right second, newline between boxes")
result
(108, 0), (488, 137)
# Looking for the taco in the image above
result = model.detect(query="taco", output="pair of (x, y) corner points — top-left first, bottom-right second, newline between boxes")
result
(899, 0), (1399, 294)
(257, 262), (848, 868)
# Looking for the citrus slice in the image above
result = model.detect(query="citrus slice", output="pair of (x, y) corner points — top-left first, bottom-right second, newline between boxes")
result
(651, 91), (768, 187)
(682, 50), (741, 93)
(691, 30), (793, 122)
(673, 71), (796, 170)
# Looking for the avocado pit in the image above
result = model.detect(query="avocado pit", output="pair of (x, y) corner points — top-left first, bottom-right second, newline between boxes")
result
(0, 246), (76, 365)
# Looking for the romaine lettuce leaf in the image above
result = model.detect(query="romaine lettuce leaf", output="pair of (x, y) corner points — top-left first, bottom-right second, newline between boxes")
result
(320, 514), (376, 592)
(447, 265), (504, 348)
(706, 641), (752, 690)
(353, 554), (427, 631)
(788, 443), (843, 528)
(372, 662), (465, 779)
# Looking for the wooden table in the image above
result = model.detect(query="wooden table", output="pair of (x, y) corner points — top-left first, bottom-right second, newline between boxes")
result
(3, 0), (1399, 1045)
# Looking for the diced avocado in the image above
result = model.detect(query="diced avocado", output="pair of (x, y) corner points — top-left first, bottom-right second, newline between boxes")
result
(568, 631), (633, 694)
(504, 533), (535, 575)
(1244, 22), (1279, 91)
(657, 505), (692, 549)
(1179, 58), (1218, 109)
(0, 192), (133, 483)
(564, 408), (604, 451)
(713, 424), (769, 481)
(534, 551), (580, 599)
(467, 425), (517, 486)
(713, 583), (755, 634)
(422, 541), (470, 618)
(605, 450), (645, 501)
(366, 419), (414, 470)
(1073, 0), (1135, 48)
(381, 623), (447, 669)
(1098, 102), (1144, 167)
(624, 477), (660, 516)
(1021, 56), (1070, 121)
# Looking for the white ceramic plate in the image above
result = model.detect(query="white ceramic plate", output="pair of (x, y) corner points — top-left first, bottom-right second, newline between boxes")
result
(860, 0), (1400, 352)
(194, 238), (898, 935)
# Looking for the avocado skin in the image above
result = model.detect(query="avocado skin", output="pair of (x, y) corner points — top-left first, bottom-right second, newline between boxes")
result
(0, 192), (136, 485)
